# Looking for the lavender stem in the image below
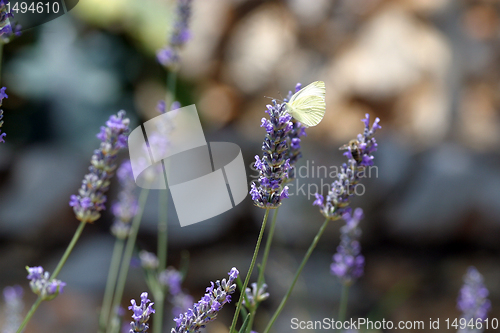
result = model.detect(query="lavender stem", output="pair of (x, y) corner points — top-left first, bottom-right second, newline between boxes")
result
(107, 188), (150, 333)
(16, 221), (86, 333)
(99, 237), (125, 332)
(338, 284), (349, 324)
(229, 208), (271, 333)
(246, 207), (280, 333)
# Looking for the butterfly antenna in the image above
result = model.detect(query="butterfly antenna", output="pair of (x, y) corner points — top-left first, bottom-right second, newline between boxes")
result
(264, 95), (285, 103)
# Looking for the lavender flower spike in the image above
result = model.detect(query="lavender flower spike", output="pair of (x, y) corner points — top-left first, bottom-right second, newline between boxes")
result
(157, 0), (193, 69)
(171, 267), (239, 333)
(0, 87), (8, 143)
(111, 160), (138, 239)
(2, 285), (23, 333)
(250, 100), (292, 209)
(457, 267), (491, 333)
(26, 266), (66, 301)
(70, 111), (130, 223)
(314, 114), (380, 220)
(129, 292), (155, 333)
(331, 208), (365, 285)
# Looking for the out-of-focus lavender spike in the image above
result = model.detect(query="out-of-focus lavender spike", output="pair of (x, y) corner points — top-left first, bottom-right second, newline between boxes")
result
(314, 114), (380, 220)
(111, 160), (138, 239)
(2, 285), (23, 333)
(330, 208), (365, 285)
(157, 0), (193, 69)
(457, 267), (491, 333)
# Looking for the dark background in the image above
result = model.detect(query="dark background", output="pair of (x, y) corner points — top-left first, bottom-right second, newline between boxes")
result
(0, 0), (500, 332)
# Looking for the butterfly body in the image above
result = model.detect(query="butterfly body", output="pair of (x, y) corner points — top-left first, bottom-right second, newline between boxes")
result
(285, 81), (326, 127)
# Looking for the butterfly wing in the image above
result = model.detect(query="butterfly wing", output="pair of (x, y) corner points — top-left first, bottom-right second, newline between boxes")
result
(287, 81), (326, 127)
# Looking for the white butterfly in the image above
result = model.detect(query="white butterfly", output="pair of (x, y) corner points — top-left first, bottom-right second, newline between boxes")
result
(286, 81), (326, 127)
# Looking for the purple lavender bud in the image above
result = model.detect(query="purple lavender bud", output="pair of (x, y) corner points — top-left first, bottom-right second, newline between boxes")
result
(129, 292), (155, 333)
(25, 266), (66, 301)
(171, 267), (239, 333)
(157, 0), (193, 69)
(70, 111), (130, 223)
(457, 266), (491, 332)
(315, 114), (380, 220)
(2, 285), (23, 333)
(111, 160), (138, 239)
(330, 208), (365, 285)
(250, 100), (292, 209)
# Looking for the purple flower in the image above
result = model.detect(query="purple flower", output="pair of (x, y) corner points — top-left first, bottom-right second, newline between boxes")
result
(26, 266), (66, 301)
(457, 267), (491, 332)
(157, 0), (193, 69)
(129, 292), (155, 333)
(250, 100), (292, 209)
(171, 267), (239, 333)
(70, 111), (130, 223)
(315, 114), (380, 220)
(2, 285), (23, 333)
(111, 160), (138, 239)
(330, 208), (365, 285)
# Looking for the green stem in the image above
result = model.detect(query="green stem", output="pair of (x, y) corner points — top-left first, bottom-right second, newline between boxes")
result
(246, 208), (280, 333)
(51, 221), (87, 280)
(16, 221), (87, 333)
(229, 208), (270, 333)
(338, 284), (350, 325)
(98, 238), (125, 333)
(107, 188), (149, 333)
(263, 218), (330, 333)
